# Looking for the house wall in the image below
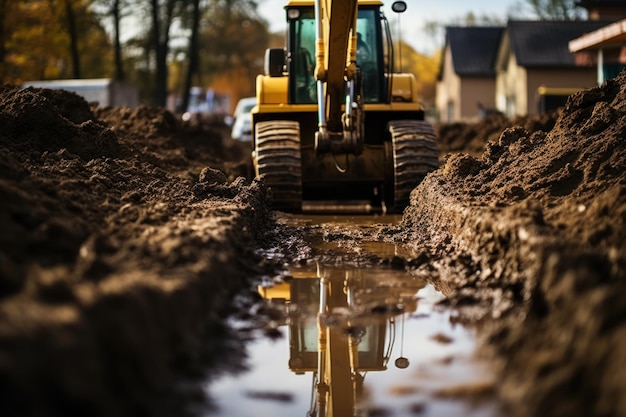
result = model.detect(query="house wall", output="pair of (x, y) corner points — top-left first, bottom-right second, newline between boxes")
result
(525, 68), (598, 114)
(460, 77), (497, 121)
(587, 6), (626, 20)
(436, 46), (461, 122)
(496, 53), (528, 117)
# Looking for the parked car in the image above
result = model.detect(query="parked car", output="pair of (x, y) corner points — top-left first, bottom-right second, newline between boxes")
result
(231, 97), (256, 141)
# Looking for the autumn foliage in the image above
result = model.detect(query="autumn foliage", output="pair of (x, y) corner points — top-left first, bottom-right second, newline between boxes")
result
(0, 0), (440, 110)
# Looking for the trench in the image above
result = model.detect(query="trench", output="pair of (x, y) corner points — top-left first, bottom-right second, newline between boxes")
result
(203, 215), (502, 417)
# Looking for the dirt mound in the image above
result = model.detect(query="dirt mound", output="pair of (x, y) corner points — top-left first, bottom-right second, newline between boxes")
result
(92, 105), (251, 179)
(2, 69), (625, 417)
(402, 70), (626, 417)
(436, 111), (559, 157)
(0, 86), (118, 160)
(0, 85), (273, 417)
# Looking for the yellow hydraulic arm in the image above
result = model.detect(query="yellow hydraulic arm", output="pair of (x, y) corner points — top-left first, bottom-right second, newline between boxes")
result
(313, 0), (363, 155)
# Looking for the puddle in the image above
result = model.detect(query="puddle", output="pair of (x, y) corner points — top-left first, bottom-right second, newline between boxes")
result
(204, 215), (502, 417)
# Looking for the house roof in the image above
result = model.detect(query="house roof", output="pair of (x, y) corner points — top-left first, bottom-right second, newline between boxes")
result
(506, 20), (613, 67)
(569, 18), (626, 50)
(577, 0), (626, 7)
(446, 26), (504, 76)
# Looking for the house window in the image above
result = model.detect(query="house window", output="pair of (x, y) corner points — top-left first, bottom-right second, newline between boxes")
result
(287, 6), (384, 104)
(603, 63), (625, 83)
(505, 96), (516, 118)
(446, 101), (454, 122)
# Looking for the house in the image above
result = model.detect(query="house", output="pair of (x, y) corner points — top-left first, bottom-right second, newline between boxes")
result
(576, 0), (626, 20)
(436, 27), (504, 122)
(435, 1), (626, 121)
(569, 18), (626, 84)
(494, 20), (609, 117)
(568, 0), (626, 85)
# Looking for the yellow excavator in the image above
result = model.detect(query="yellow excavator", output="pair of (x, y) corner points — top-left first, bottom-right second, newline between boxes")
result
(252, 0), (439, 213)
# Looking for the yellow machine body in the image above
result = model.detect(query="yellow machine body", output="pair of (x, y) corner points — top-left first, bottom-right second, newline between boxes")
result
(252, 0), (439, 213)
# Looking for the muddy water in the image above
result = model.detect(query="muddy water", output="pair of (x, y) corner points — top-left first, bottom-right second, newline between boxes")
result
(204, 215), (502, 417)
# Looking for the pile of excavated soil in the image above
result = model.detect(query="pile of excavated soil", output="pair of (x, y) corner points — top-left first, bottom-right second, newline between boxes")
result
(401, 70), (626, 417)
(0, 85), (275, 417)
(436, 110), (559, 158)
(2, 67), (625, 417)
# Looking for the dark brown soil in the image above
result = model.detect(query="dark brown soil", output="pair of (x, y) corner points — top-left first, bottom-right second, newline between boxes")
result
(436, 109), (560, 158)
(1, 68), (625, 417)
(0, 85), (274, 417)
(401, 71), (626, 417)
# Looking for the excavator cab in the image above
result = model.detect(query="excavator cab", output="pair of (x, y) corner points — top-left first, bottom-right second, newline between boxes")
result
(253, 0), (439, 213)
(288, 6), (384, 104)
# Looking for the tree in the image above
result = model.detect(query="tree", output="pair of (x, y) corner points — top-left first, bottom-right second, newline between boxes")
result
(53, 0), (114, 79)
(422, 12), (505, 56)
(148, 0), (189, 106)
(519, 0), (587, 20)
(1, 0), (113, 84)
(4, 1), (71, 82)
(95, 0), (130, 80)
(181, 0), (202, 112)
(78, 7), (116, 79)
(395, 41), (441, 106)
(3, 0), (270, 107)
(60, 0), (82, 78)
(0, 0), (17, 80)
(199, 0), (269, 101)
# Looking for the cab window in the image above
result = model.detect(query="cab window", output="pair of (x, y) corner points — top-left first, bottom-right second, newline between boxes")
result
(288, 7), (384, 104)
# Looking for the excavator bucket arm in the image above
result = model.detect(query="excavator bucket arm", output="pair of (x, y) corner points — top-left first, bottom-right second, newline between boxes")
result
(315, 0), (359, 134)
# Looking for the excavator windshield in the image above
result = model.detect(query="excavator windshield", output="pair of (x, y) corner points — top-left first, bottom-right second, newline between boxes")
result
(288, 6), (385, 104)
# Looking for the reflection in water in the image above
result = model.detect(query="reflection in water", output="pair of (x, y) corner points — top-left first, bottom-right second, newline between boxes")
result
(206, 215), (500, 417)
(258, 263), (424, 417)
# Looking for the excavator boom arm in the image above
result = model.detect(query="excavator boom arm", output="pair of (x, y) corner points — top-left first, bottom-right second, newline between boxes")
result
(314, 0), (359, 133)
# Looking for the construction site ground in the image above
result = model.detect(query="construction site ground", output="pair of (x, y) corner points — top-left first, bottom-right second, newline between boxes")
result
(0, 70), (625, 417)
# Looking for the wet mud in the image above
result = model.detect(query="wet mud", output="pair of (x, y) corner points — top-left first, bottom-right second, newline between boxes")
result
(225, 214), (501, 417)
(0, 69), (625, 417)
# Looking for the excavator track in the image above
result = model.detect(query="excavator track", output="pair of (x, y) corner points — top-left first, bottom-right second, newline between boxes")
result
(387, 120), (439, 210)
(254, 120), (303, 212)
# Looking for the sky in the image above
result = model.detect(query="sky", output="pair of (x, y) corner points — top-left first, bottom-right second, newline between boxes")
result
(258, 0), (528, 54)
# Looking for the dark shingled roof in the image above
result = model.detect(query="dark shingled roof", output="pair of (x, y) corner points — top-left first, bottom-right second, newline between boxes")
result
(507, 20), (613, 67)
(447, 26), (504, 76)
(577, 0), (626, 6)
